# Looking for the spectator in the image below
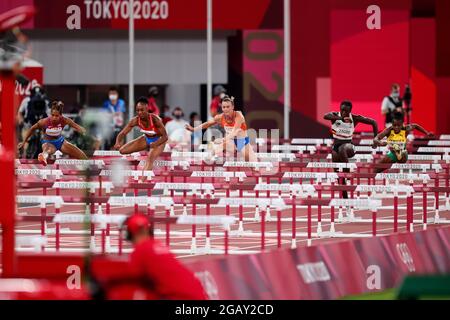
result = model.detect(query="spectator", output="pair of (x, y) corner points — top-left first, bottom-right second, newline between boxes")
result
(381, 83), (404, 128)
(147, 86), (161, 116)
(161, 104), (172, 125)
(102, 87), (126, 149)
(210, 85), (226, 118)
(17, 84), (50, 158)
(165, 107), (189, 144)
(189, 112), (202, 148)
(124, 214), (207, 300)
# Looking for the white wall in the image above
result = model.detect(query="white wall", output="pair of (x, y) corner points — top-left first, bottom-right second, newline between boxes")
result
(30, 37), (228, 85)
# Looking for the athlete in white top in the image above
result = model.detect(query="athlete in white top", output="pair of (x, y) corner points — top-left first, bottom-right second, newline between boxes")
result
(323, 100), (378, 199)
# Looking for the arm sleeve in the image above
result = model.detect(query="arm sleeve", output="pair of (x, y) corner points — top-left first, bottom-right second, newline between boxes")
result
(18, 97), (29, 114)
(381, 97), (390, 114)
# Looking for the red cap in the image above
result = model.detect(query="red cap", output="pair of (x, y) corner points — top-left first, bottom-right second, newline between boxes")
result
(125, 213), (151, 237)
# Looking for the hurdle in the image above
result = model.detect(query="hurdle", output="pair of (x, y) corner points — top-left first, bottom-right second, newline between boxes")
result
(153, 182), (214, 252)
(93, 150), (141, 159)
(271, 145), (317, 154)
(52, 181), (114, 250)
(418, 147), (450, 155)
(291, 138), (333, 147)
(354, 146), (388, 154)
(217, 197), (287, 251)
(329, 198), (382, 237)
(16, 195), (64, 251)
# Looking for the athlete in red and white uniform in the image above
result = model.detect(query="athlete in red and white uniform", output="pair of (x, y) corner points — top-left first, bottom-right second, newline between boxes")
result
(18, 101), (88, 165)
(186, 95), (257, 161)
(114, 97), (168, 178)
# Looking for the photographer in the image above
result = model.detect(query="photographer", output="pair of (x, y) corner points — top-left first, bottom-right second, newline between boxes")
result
(381, 83), (404, 128)
(17, 84), (50, 157)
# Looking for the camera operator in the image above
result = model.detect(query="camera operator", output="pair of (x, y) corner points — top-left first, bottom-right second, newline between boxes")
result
(17, 84), (50, 157)
(381, 83), (404, 128)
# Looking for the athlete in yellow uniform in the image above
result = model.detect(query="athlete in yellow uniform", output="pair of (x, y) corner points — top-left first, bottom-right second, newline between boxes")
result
(373, 112), (434, 172)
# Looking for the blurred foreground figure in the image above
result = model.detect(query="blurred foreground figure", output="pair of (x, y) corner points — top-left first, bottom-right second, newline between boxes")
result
(123, 214), (208, 300)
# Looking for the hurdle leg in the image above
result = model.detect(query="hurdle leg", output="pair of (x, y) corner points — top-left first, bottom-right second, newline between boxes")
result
(394, 193), (399, 232)
(134, 186), (138, 214)
(55, 173), (61, 251)
(266, 206), (271, 221)
(372, 209), (377, 236)
(238, 205), (244, 235)
(41, 182), (48, 252)
(330, 187), (336, 234)
(190, 194), (197, 253)
(434, 177), (440, 223)
(90, 196), (96, 251)
(106, 202), (111, 252)
(307, 196), (312, 247)
(165, 208), (170, 247)
(277, 209), (281, 248)
(255, 190), (260, 221)
(205, 195), (211, 253)
(40, 201), (46, 252)
(261, 209), (266, 251)
(407, 193), (413, 232)
(291, 195), (297, 249)
(338, 206), (343, 222)
(423, 189), (428, 230)
(118, 225), (123, 255)
(225, 203), (230, 255)
(317, 188), (322, 235)
(446, 167), (450, 210)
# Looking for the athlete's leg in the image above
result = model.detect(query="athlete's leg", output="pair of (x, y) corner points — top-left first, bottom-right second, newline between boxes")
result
(119, 135), (148, 155)
(60, 140), (88, 159)
(336, 145), (353, 199)
(39, 142), (57, 165)
(241, 143), (257, 162)
(224, 139), (236, 160)
(140, 142), (166, 183)
(338, 143), (354, 162)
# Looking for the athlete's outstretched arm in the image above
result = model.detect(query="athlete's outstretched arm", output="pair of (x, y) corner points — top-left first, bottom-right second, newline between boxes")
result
(114, 118), (138, 150)
(373, 127), (391, 146)
(224, 112), (245, 141)
(185, 115), (221, 132)
(323, 112), (341, 121)
(18, 119), (45, 150)
(407, 124), (434, 137)
(64, 117), (86, 135)
(149, 115), (168, 148)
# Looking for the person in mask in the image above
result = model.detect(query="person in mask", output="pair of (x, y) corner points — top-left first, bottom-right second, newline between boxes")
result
(381, 83), (404, 128)
(102, 87), (126, 149)
(165, 106), (190, 144)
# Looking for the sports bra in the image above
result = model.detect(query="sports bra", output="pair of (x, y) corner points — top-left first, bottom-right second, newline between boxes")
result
(44, 117), (66, 137)
(220, 111), (247, 134)
(331, 113), (355, 140)
(138, 114), (157, 137)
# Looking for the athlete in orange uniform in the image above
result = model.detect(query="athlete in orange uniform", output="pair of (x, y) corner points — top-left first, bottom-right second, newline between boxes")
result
(18, 101), (88, 165)
(186, 95), (257, 161)
(114, 97), (168, 175)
